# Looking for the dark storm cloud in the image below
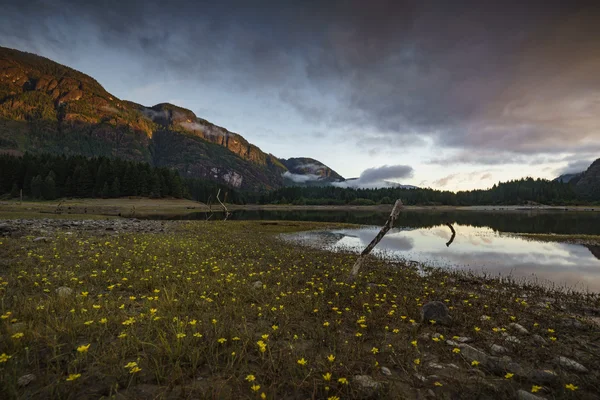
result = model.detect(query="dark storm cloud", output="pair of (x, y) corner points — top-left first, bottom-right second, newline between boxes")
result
(1, 0), (599, 160)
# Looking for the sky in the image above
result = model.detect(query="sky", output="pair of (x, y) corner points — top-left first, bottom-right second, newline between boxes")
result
(1, 0), (599, 191)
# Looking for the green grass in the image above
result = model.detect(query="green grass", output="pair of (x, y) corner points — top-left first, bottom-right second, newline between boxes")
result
(0, 220), (598, 399)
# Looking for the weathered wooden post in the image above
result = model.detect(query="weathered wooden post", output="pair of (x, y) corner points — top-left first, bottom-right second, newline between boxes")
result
(347, 199), (404, 281)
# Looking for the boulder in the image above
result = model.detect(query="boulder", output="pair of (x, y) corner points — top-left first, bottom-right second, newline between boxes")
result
(420, 301), (452, 326)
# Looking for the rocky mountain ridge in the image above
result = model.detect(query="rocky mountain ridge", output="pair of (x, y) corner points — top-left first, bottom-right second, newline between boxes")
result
(0, 46), (342, 190)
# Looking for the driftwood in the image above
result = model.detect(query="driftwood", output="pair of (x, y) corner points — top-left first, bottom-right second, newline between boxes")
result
(445, 223), (456, 247)
(216, 189), (231, 221)
(347, 199), (404, 281)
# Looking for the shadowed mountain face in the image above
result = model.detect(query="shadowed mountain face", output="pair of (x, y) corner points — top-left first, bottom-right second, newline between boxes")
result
(575, 158), (600, 200)
(0, 46), (340, 190)
(280, 157), (344, 183)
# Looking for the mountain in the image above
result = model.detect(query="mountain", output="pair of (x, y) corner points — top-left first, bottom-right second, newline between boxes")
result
(554, 172), (583, 183)
(0, 46), (340, 190)
(575, 158), (600, 199)
(280, 157), (344, 186)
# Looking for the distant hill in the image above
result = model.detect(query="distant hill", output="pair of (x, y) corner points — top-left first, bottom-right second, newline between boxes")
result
(575, 158), (600, 199)
(279, 157), (344, 186)
(554, 172), (583, 183)
(0, 46), (338, 190)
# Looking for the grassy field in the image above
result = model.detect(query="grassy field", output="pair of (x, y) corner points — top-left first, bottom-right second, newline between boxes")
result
(0, 219), (599, 399)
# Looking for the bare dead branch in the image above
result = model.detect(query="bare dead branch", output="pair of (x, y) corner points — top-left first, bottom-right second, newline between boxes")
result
(347, 199), (404, 281)
(216, 189), (231, 221)
(445, 223), (456, 247)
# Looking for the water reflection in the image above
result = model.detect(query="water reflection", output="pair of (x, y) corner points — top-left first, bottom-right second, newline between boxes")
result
(153, 209), (600, 235)
(284, 224), (600, 292)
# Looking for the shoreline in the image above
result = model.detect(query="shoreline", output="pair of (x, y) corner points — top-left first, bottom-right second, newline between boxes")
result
(0, 198), (598, 219)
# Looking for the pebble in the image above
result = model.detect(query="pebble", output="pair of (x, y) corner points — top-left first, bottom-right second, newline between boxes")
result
(381, 367), (392, 376)
(17, 374), (36, 387)
(554, 356), (588, 373)
(354, 375), (382, 390)
(427, 362), (444, 369)
(532, 334), (547, 345)
(517, 389), (547, 400)
(509, 323), (529, 334)
(560, 318), (585, 330)
(56, 286), (73, 297)
(456, 336), (472, 343)
(252, 281), (263, 289)
(529, 369), (558, 384)
(503, 335), (521, 345)
(490, 344), (509, 355)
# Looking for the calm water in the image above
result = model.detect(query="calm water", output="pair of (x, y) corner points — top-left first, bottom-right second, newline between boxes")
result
(160, 209), (600, 235)
(283, 225), (600, 292)
(151, 209), (600, 292)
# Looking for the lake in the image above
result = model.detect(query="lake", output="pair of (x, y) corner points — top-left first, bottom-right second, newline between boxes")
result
(153, 209), (600, 292)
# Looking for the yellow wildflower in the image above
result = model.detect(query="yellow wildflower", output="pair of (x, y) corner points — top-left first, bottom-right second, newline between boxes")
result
(66, 373), (81, 381)
(77, 344), (90, 353)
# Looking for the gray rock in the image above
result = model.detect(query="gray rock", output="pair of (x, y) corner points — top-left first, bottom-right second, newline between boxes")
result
(33, 236), (49, 242)
(414, 373), (427, 382)
(457, 344), (489, 364)
(532, 334), (547, 345)
(456, 336), (473, 343)
(252, 281), (263, 289)
(490, 344), (509, 355)
(420, 301), (452, 325)
(560, 318), (585, 330)
(17, 374), (36, 387)
(354, 375), (382, 391)
(509, 323), (529, 334)
(517, 390), (547, 400)
(554, 356), (588, 373)
(458, 344), (524, 377)
(381, 367), (392, 376)
(446, 340), (459, 347)
(529, 369), (558, 384)
(427, 362), (444, 369)
(56, 286), (73, 297)
(504, 335), (521, 345)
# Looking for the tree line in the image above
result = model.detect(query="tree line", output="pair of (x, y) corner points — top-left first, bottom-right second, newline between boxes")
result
(0, 153), (594, 206)
(246, 178), (588, 206)
(0, 153), (187, 200)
